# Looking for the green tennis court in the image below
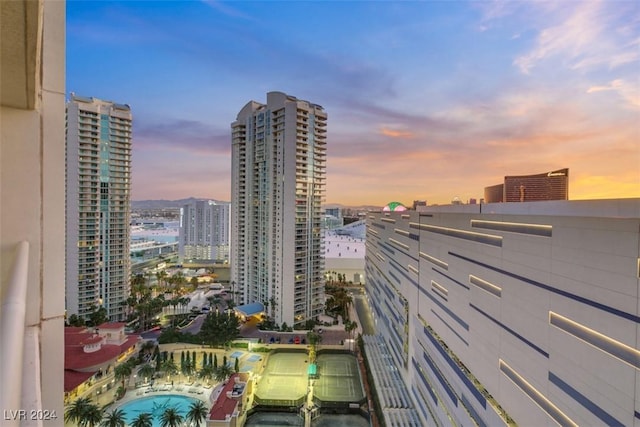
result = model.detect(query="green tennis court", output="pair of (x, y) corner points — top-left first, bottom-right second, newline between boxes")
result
(314, 353), (364, 402)
(255, 352), (309, 404)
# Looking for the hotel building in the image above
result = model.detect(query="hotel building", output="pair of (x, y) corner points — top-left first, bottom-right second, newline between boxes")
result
(66, 95), (132, 321)
(365, 199), (640, 426)
(231, 91), (327, 326)
(485, 168), (569, 203)
(179, 200), (231, 262)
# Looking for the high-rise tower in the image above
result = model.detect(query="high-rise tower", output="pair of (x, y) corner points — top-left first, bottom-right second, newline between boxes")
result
(231, 91), (327, 326)
(66, 95), (132, 321)
(179, 200), (230, 263)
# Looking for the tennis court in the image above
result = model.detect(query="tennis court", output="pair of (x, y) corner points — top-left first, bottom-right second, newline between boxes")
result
(247, 354), (261, 363)
(255, 352), (309, 404)
(314, 353), (365, 403)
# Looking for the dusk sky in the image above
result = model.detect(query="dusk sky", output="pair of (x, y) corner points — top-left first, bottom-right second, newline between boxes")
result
(67, 1), (639, 206)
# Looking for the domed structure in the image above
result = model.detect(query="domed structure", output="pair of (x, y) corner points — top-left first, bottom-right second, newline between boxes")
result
(382, 201), (407, 212)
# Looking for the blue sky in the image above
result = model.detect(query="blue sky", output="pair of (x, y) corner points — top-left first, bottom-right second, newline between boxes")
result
(67, 0), (639, 205)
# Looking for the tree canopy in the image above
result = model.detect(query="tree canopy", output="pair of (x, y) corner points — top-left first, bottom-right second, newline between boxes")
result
(198, 311), (240, 347)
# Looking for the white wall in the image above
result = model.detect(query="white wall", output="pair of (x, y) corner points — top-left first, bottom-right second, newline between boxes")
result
(0, 0), (66, 423)
(366, 200), (640, 426)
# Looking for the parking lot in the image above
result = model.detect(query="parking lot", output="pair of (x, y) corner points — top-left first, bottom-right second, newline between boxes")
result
(242, 324), (349, 346)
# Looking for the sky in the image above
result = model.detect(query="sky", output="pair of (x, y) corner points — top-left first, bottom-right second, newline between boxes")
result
(66, 0), (639, 206)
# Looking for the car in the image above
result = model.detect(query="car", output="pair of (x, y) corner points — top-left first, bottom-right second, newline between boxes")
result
(294, 336), (301, 344)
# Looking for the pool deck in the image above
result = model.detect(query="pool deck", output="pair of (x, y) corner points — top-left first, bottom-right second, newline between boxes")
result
(114, 381), (212, 410)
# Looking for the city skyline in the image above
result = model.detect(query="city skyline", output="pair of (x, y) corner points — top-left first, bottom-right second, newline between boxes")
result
(67, 1), (639, 206)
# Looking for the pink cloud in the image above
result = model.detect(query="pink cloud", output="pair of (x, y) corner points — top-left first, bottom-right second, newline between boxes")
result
(379, 127), (415, 139)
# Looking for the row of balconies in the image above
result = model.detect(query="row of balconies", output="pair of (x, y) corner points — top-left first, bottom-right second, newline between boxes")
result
(78, 156), (98, 163)
(77, 185), (98, 192)
(109, 123), (131, 131)
(78, 122), (98, 130)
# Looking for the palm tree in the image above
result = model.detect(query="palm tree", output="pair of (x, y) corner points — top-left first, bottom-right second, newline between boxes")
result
(214, 365), (233, 383)
(130, 413), (153, 427)
(159, 407), (183, 427)
(161, 358), (178, 380)
(198, 364), (215, 386)
(207, 296), (222, 312)
(100, 408), (126, 427)
(141, 340), (156, 355)
(65, 397), (92, 425)
(131, 273), (147, 298)
(80, 403), (104, 427)
(180, 297), (191, 314)
(138, 363), (155, 384)
(182, 357), (194, 379)
(186, 400), (208, 427)
(156, 270), (168, 291)
(114, 363), (132, 389)
(307, 331), (322, 347)
(170, 298), (180, 319)
(345, 320), (358, 351)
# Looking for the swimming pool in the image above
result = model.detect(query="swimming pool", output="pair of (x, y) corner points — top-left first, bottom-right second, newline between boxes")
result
(119, 394), (202, 426)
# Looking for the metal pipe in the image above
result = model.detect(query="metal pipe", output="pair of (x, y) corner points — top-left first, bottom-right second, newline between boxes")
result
(1, 241), (30, 425)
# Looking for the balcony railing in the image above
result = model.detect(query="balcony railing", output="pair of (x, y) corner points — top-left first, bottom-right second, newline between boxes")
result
(1, 241), (41, 427)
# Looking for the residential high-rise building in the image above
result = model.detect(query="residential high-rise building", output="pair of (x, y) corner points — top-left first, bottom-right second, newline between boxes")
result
(179, 200), (230, 263)
(364, 199), (640, 426)
(231, 91), (327, 326)
(66, 95), (132, 321)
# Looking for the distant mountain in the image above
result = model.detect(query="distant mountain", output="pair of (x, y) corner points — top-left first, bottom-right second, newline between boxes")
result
(132, 198), (381, 211)
(131, 197), (228, 210)
(324, 203), (382, 211)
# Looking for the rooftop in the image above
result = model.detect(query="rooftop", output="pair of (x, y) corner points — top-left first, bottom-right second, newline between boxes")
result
(324, 231), (365, 260)
(235, 302), (265, 317)
(209, 373), (249, 421)
(64, 327), (139, 376)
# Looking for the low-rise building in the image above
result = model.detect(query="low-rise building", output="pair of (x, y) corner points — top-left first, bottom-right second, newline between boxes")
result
(64, 322), (140, 403)
(208, 373), (252, 427)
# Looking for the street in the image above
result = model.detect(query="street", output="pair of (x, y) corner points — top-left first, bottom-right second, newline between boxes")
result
(139, 286), (377, 345)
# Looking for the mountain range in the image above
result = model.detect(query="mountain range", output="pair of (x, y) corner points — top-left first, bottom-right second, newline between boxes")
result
(132, 198), (380, 211)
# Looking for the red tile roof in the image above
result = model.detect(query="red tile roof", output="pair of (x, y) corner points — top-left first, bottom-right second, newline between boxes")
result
(81, 335), (103, 345)
(97, 322), (126, 329)
(209, 373), (249, 421)
(65, 335), (139, 370)
(65, 329), (95, 346)
(64, 370), (95, 393)
(65, 327), (139, 370)
(64, 326), (141, 394)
